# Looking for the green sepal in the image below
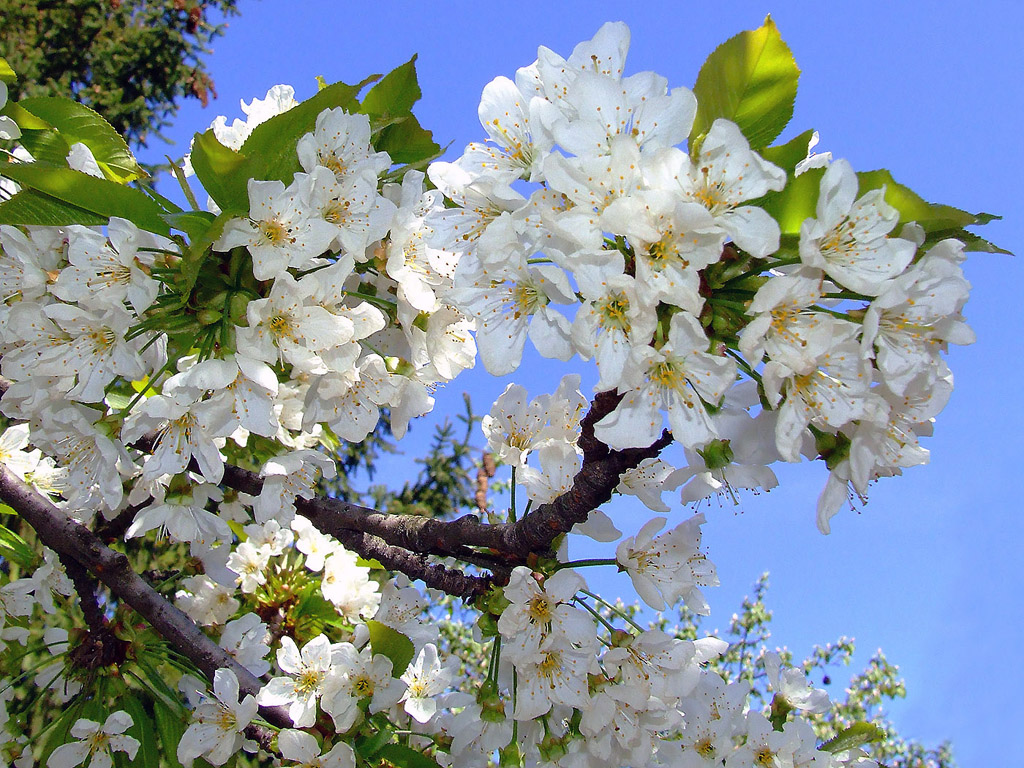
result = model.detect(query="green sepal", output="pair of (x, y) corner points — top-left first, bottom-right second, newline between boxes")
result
(0, 522), (38, 568)
(240, 76), (376, 185)
(0, 161), (171, 234)
(18, 96), (145, 183)
(820, 722), (886, 754)
(173, 212), (233, 308)
(378, 743), (443, 768)
(189, 129), (251, 214)
(366, 619), (415, 678)
(356, 723), (394, 758)
(691, 15), (800, 151)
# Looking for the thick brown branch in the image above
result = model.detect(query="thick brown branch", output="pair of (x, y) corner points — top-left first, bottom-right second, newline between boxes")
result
(0, 466), (291, 729)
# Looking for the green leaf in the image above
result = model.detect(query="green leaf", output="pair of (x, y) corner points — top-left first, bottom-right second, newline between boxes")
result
(19, 97), (145, 183)
(361, 56), (422, 117)
(0, 523), (37, 568)
(0, 162), (171, 234)
(755, 166), (824, 235)
(857, 170), (979, 230)
(856, 169), (1011, 253)
(375, 113), (441, 166)
(189, 130), (252, 215)
(175, 212), (233, 306)
(820, 722), (886, 754)
(691, 15), (800, 150)
(162, 210), (217, 241)
(240, 76), (376, 185)
(378, 743), (442, 768)
(0, 187), (109, 228)
(0, 58), (15, 83)
(120, 695), (160, 768)
(152, 697), (187, 768)
(757, 129), (816, 176)
(1, 100), (52, 131)
(366, 619), (415, 678)
(15, 128), (74, 167)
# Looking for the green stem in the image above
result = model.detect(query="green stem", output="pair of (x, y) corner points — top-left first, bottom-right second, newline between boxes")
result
(574, 595), (618, 634)
(555, 558), (617, 570)
(706, 297), (750, 312)
(509, 466), (517, 523)
(580, 589), (645, 633)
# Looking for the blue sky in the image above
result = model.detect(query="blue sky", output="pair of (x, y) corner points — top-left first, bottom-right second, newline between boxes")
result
(138, 1), (1023, 763)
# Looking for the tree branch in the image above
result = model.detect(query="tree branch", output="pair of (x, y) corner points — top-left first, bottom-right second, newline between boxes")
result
(0, 466), (291, 729)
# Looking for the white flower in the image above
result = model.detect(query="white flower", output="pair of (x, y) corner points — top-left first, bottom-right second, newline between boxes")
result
(763, 651), (830, 714)
(47, 711), (139, 768)
(225, 541), (271, 594)
(217, 177), (338, 281)
(616, 514), (717, 613)
(257, 634), (337, 727)
(176, 575), (239, 626)
(278, 728), (355, 768)
(322, 643), (406, 732)
(799, 159), (916, 295)
(401, 644), (456, 724)
(177, 669), (258, 767)
(594, 311), (736, 450)
(52, 220), (163, 315)
(497, 567), (594, 662)
(321, 549), (381, 621)
(220, 613), (272, 677)
(646, 120), (786, 258)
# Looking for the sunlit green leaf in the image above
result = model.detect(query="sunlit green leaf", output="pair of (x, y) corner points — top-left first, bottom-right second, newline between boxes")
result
(240, 76), (376, 185)
(757, 129), (815, 176)
(691, 16), (800, 150)
(361, 56), (421, 117)
(754, 166), (823, 235)
(1, 100), (52, 130)
(152, 697), (188, 768)
(0, 162), (170, 234)
(19, 97), (145, 183)
(189, 130), (251, 215)
(367, 619), (415, 678)
(0, 58), (15, 83)
(0, 186), (113, 228)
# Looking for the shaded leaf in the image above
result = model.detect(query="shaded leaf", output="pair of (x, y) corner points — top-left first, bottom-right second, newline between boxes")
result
(378, 743), (442, 768)
(366, 619), (415, 678)
(754, 166), (824, 235)
(152, 697), (188, 768)
(375, 112), (440, 166)
(0, 523), (37, 568)
(691, 16), (800, 150)
(19, 97), (145, 183)
(120, 695), (159, 768)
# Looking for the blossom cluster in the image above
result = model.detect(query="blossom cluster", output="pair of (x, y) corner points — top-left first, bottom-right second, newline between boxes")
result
(439, 22), (973, 533)
(0, 17), (981, 768)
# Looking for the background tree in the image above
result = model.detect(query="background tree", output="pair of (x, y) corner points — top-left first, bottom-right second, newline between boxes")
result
(0, 0), (240, 148)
